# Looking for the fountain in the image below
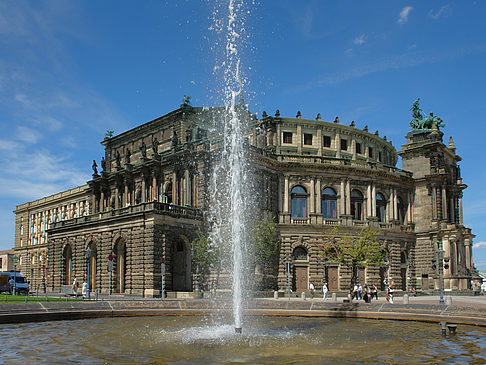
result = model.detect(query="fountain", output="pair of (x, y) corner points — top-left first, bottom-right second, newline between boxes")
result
(208, 0), (251, 334)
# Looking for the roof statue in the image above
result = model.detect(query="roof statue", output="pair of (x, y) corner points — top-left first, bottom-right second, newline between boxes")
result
(409, 98), (445, 130)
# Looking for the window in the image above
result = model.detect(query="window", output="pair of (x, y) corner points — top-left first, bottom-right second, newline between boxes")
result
(356, 143), (362, 154)
(376, 193), (387, 222)
(291, 185), (307, 218)
(378, 151), (383, 162)
(303, 133), (313, 145)
(322, 187), (337, 218)
(293, 246), (308, 261)
(340, 139), (348, 151)
(351, 189), (364, 220)
(323, 136), (331, 148)
(398, 197), (405, 224)
(368, 147), (373, 158)
(283, 132), (293, 144)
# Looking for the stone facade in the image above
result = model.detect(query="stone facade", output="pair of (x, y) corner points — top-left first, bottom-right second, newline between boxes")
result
(13, 103), (478, 296)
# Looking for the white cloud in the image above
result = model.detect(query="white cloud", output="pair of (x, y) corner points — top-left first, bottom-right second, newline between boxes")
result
(16, 126), (42, 144)
(354, 34), (367, 45)
(474, 241), (486, 249)
(429, 5), (451, 20)
(398, 6), (413, 25)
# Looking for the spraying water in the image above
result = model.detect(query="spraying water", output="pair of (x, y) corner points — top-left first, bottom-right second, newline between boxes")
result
(208, 0), (250, 333)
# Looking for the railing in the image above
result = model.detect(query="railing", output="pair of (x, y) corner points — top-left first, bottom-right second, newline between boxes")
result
(323, 218), (340, 226)
(49, 201), (203, 229)
(290, 217), (310, 225)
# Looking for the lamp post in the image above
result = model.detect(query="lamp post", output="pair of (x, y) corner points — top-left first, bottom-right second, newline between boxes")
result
(40, 254), (46, 293)
(13, 254), (17, 296)
(86, 246), (92, 300)
(407, 258), (415, 292)
(318, 256), (329, 286)
(432, 249), (449, 305)
(286, 254), (294, 301)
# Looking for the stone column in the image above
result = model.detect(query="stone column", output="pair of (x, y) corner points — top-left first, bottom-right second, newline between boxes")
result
(449, 196), (455, 223)
(464, 238), (472, 270)
(115, 187), (119, 209)
(284, 176), (289, 213)
(316, 129), (322, 156)
(442, 186), (448, 221)
(393, 188), (398, 220)
(459, 193), (463, 225)
(309, 178), (315, 214)
(184, 169), (190, 206)
(340, 179), (345, 215)
(316, 179), (322, 214)
(278, 176), (282, 213)
(407, 191), (412, 224)
(345, 180), (351, 215)
(125, 183), (129, 206)
(152, 175), (157, 201)
(367, 184), (372, 218)
(297, 125), (302, 154)
(335, 133), (341, 158)
(371, 185), (376, 217)
(193, 174), (198, 207)
(100, 191), (105, 212)
(141, 177), (146, 203)
(172, 172), (177, 205)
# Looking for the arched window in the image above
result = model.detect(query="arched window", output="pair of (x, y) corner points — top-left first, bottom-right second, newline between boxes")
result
(376, 193), (387, 222)
(291, 186), (307, 218)
(63, 245), (73, 285)
(293, 246), (308, 261)
(164, 182), (173, 204)
(87, 242), (97, 290)
(351, 189), (364, 220)
(398, 197), (405, 224)
(114, 239), (126, 293)
(322, 187), (337, 219)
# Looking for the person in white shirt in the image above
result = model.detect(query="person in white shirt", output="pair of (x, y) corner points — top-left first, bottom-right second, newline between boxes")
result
(309, 283), (315, 299)
(322, 283), (328, 300)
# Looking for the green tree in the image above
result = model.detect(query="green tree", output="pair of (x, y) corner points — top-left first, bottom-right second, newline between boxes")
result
(252, 217), (280, 271)
(322, 227), (384, 292)
(190, 230), (217, 290)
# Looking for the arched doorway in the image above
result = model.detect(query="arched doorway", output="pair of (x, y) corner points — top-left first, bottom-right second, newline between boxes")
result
(87, 242), (97, 291)
(292, 246), (308, 293)
(63, 244), (73, 285)
(172, 238), (192, 291)
(114, 239), (126, 293)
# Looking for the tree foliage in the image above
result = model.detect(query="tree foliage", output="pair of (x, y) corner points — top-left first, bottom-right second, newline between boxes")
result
(252, 217), (280, 269)
(322, 227), (384, 289)
(190, 230), (217, 272)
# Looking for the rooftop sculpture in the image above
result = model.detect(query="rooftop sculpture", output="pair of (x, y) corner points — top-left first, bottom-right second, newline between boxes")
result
(409, 98), (445, 130)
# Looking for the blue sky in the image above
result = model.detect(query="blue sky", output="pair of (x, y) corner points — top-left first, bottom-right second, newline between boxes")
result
(0, 1), (485, 269)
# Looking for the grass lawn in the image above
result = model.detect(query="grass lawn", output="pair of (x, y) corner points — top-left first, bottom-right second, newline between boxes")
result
(1, 294), (83, 303)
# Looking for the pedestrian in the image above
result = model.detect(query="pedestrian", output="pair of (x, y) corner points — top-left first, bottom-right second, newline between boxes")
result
(371, 284), (378, 300)
(481, 281), (486, 296)
(309, 282), (315, 299)
(8, 277), (15, 294)
(410, 287), (417, 297)
(388, 282), (394, 304)
(322, 282), (328, 300)
(358, 283), (363, 300)
(82, 282), (88, 299)
(352, 284), (359, 300)
(72, 278), (77, 292)
(363, 284), (369, 303)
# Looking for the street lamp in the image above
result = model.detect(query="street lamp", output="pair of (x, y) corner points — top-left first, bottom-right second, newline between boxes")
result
(86, 246), (92, 300)
(318, 256), (329, 285)
(12, 254), (17, 296)
(407, 258), (415, 292)
(286, 254), (295, 301)
(40, 254), (46, 293)
(432, 249), (449, 305)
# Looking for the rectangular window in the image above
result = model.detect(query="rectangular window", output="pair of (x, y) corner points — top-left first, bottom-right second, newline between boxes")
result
(356, 142), (362, 154)
(323, 135), (331, 148)
(379, 151), (383, 162)
(283, 132), (293, 144)
(303, 133), (313, 145)
(340, 139), (348, 151)
(368, 147), (373, 158)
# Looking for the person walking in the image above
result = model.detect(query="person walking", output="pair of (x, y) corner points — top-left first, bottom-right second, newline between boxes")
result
(309, 282), (315, 299)
(352, 284), (359, 300)
(358, 283), (363, 300)
(9, 277), (15, 295)
(322, 282), (328, 300)
(371, 284), (378, 300)
(387, 282), (394, 304)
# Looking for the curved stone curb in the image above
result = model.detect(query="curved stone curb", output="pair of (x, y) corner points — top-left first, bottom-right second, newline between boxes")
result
(1, 299), (485, 326)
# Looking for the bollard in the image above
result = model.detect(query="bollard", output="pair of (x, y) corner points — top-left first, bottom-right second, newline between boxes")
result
(445, 296), (452, 305)
(332, 293), (337, 301)
(347, 293), (352, 301)
(440, 322), (447, 336)
(403, 294), (409, 304)
(301, 292), (306, 300)
(274, 291), (278, 300)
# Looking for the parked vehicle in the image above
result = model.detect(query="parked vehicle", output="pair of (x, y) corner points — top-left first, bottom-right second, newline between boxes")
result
(0, 271), (29, 295)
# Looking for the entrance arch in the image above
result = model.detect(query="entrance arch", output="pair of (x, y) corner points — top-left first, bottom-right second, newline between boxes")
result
(171, 238), (192, 291)
(114, 239), (126, 293)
